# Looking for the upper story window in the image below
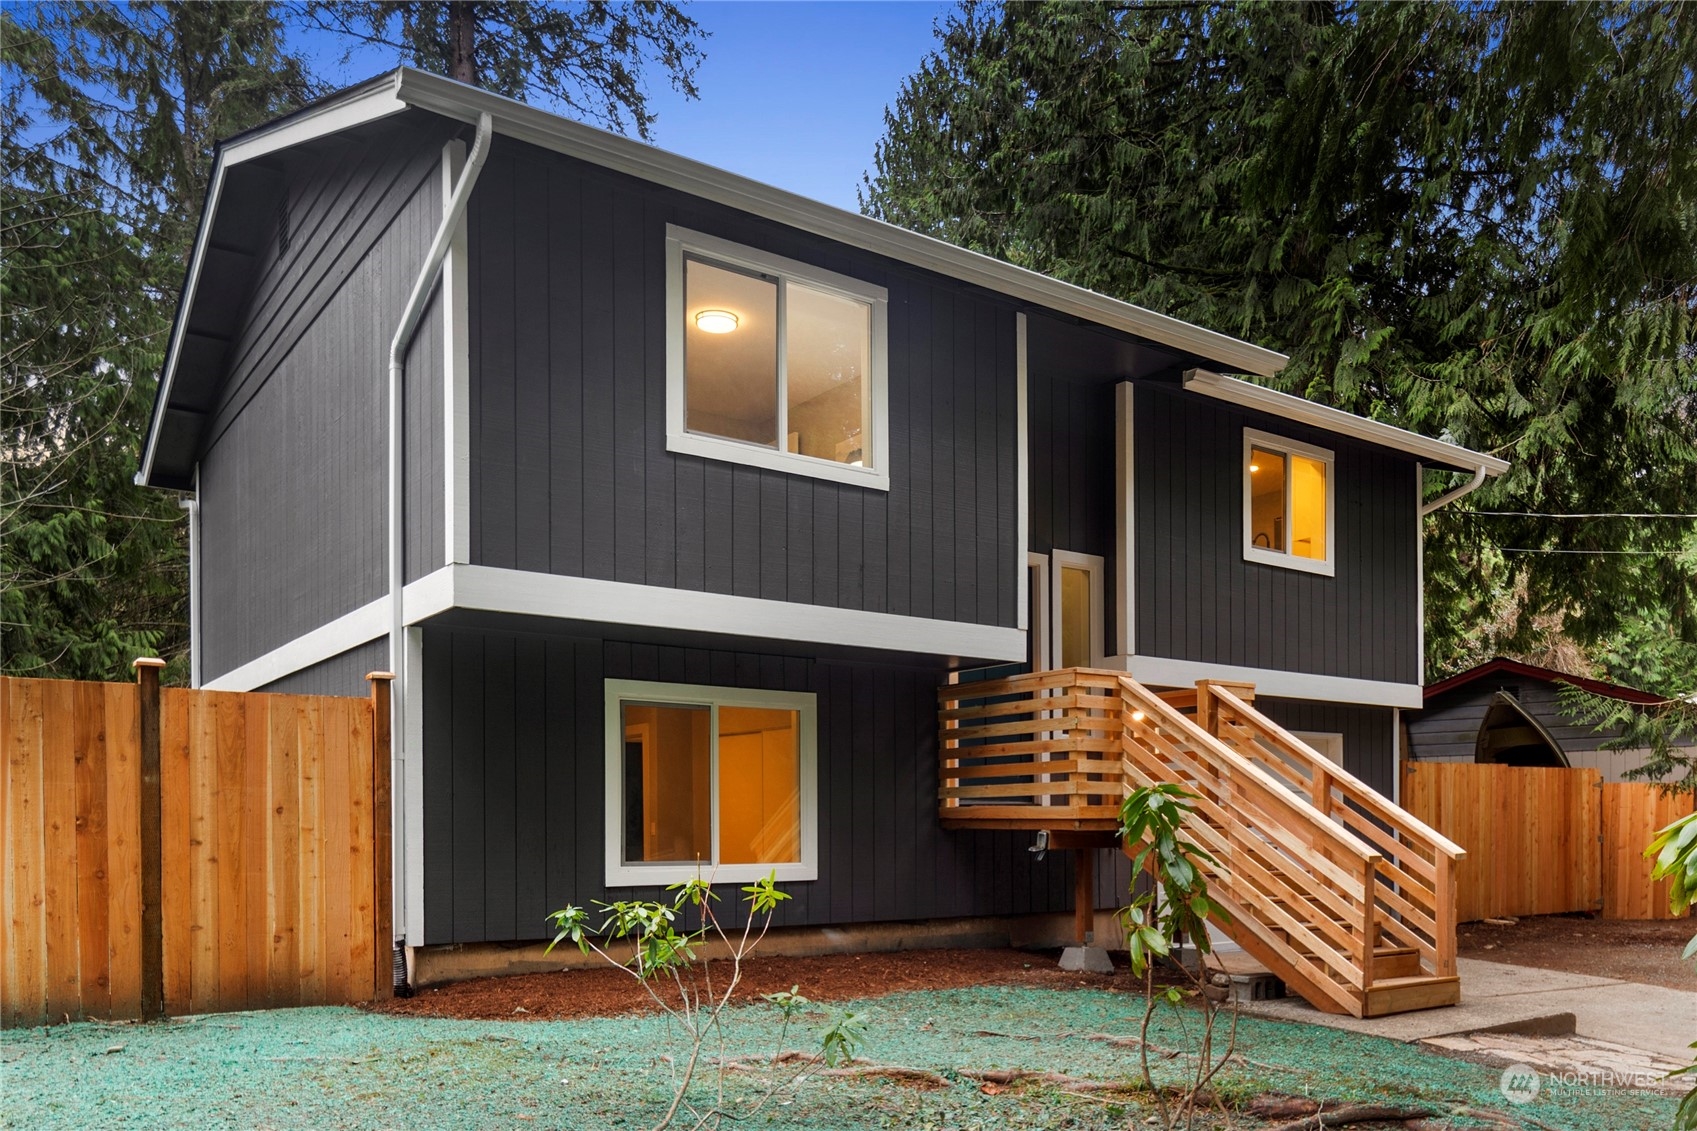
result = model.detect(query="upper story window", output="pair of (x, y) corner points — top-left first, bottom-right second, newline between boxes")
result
(1243, 428), (1334, 576)
(665, 225), (889, 489)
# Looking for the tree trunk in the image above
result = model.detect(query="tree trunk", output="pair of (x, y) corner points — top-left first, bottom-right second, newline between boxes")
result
(448, 0), (476, 85)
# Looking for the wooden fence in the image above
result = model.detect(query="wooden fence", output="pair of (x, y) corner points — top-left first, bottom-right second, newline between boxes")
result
(1404, 762), (1693, 923)
(2, 665), (392, 1027)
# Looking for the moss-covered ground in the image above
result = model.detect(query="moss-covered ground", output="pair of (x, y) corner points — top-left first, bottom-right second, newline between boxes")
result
(1, 985), (1678, 1129)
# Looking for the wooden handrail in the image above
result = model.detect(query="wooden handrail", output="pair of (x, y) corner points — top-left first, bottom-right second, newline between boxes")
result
(939, 668), (1464, 1007)
(1202, 684), (1462, 980)
(1208, 686), (1466, 862)
(1117, 677), (1382, 868)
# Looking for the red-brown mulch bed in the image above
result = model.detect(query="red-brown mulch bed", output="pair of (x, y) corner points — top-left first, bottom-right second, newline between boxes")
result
(1458, 913), (1694, 991)
(371, 947), (1137, 1022)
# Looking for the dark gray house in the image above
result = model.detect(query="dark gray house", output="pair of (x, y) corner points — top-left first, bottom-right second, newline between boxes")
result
(139, 69), (1507, 990)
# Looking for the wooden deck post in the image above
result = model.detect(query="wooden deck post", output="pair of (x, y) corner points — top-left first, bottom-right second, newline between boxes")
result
(133, 658), (167, 1021)
(1074, 848), (1095, 945)
(367, 672), (396, 1001)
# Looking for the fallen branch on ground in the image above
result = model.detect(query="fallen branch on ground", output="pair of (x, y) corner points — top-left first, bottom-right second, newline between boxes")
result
(715, 1053), (951, 1089)
(1261, 1104), (1437, 1131)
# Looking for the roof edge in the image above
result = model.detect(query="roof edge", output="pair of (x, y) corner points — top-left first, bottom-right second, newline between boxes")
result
(139, 72), (413, 487)
(1183, 369), (1510, 475)
(1423, 657), (1663, 704)
(390, 68), (1290, 378)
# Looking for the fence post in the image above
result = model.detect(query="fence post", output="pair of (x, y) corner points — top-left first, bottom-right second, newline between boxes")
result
(133, 658), (167, 1021)
(366, 671), (395, 1001)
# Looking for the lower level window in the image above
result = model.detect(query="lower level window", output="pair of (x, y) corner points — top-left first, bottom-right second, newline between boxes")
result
(603, 679), (818, 886)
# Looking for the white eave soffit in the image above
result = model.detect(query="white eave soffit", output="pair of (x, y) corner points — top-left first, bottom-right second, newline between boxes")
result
(1183, 368), (1509, 476)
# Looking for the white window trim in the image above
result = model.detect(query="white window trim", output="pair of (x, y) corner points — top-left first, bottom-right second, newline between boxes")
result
(1242, 427), (1336, 577)
(664, 224), (890, 490)
(1050, 549), (1106, 667)
(1291, 730), (1344, 767)
(1026, 552), (1051, 670)
(603, 678), (819, 887)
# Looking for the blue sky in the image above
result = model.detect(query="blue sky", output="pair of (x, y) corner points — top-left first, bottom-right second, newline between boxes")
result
(299, 2), (953, 212)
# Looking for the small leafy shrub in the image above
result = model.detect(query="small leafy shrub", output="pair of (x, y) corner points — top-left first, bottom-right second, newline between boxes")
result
(1120, 782), (1236, 1131)
(547, 872), (862, 1130)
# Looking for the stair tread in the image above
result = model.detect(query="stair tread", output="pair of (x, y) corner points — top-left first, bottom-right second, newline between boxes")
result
(1369, 974), (1458, 988)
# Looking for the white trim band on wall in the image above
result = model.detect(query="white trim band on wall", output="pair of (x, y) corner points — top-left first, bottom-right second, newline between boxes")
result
(1112, 653), (1423, 709)
(203, 564), (1028, 692)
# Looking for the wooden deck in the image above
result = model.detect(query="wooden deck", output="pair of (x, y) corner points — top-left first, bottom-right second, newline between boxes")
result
(939, 668), (1465, 1019)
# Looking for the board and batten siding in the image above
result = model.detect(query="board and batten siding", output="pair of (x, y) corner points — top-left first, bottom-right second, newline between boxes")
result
(256, 639), (390, 698)
(1254, 699), (1396, 800)
(1133, 380), (1420, 685)
(418, 625), (1101, 945)
(197, 115), (457, 684)
(464, 140), (1020, 630)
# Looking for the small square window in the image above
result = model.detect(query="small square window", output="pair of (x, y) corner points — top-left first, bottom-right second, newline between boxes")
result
(1244, 429), (1335, 576)
(605, 679), (818, 887)
(667, 226), (889, 489)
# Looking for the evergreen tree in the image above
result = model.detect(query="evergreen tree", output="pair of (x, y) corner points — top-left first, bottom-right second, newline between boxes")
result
(1, 2), (312, 680)
(863, 1), (1697, 681)
(303, 0), (706, 139)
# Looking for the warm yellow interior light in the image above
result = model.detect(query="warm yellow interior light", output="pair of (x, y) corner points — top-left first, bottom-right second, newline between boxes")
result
(694, 309), (739, 334)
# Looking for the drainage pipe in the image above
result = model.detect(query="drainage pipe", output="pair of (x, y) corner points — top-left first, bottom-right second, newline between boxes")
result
(386, 111), (493, 971)
(1419, 464), (1488, 517)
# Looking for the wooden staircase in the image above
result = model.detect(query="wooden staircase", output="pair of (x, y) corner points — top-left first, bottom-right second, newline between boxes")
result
(939, 668), (1465, 1018)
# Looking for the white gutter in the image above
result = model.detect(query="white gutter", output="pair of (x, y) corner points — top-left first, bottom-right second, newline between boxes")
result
(1183, 368), (1510, 476)
(1419, 464), (1489, 516)
(386, 110), (492, 946)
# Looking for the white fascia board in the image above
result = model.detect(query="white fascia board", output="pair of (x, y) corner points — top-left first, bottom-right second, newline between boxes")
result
(1112, 653), (1423, 709)
(220, 76), (410, 168)
(448, 564), (1026, 663)
(141, 76), (411, 486)
(1184, 369), (1509, 475)
(392, 69), (1288, 378)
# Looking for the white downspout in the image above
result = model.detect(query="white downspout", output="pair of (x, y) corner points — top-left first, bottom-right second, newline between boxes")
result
(1419, 464), (1488, 517)
(387, 111), (492, 951)
(177, 464), (201, 687)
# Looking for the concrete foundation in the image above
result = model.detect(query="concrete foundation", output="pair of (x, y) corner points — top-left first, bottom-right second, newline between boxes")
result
(1058, 946), (1116, 974)
(408, 909), (1129, 989)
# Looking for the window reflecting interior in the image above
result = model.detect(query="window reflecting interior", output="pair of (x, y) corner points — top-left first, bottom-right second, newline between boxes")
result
(716, 706), (801, 865)
(1289, 455), (1327, 560)
(785, 281), (871, 466)
(684, 257), (778, 446)
(1059, 565), (1092, 668)
(1248, 446), (1287, 553)
(622, 703), (712, 865)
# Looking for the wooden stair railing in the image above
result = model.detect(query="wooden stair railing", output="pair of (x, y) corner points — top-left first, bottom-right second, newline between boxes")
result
(1197, 683), (1466, 982)
(1114, 675), (1386, 1016)
(938, 669), (1463, 1017)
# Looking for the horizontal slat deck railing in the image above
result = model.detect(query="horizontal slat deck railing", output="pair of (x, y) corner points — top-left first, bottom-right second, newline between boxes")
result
(1201, 686), (1464, 981)
(940, 669), (1466, 1016)
(939, 670), (1126, 827)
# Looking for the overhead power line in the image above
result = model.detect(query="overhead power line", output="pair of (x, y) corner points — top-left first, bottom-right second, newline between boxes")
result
(1463, 511), (1697, 519)
(1499, 547), (1688, 556)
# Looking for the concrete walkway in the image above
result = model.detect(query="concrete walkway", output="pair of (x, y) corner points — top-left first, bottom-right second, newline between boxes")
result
(1236, 957), (1696, 1061)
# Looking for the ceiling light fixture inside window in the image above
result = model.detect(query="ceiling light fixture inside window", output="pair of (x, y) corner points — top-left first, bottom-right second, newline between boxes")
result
(695, 309), (739, 334)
